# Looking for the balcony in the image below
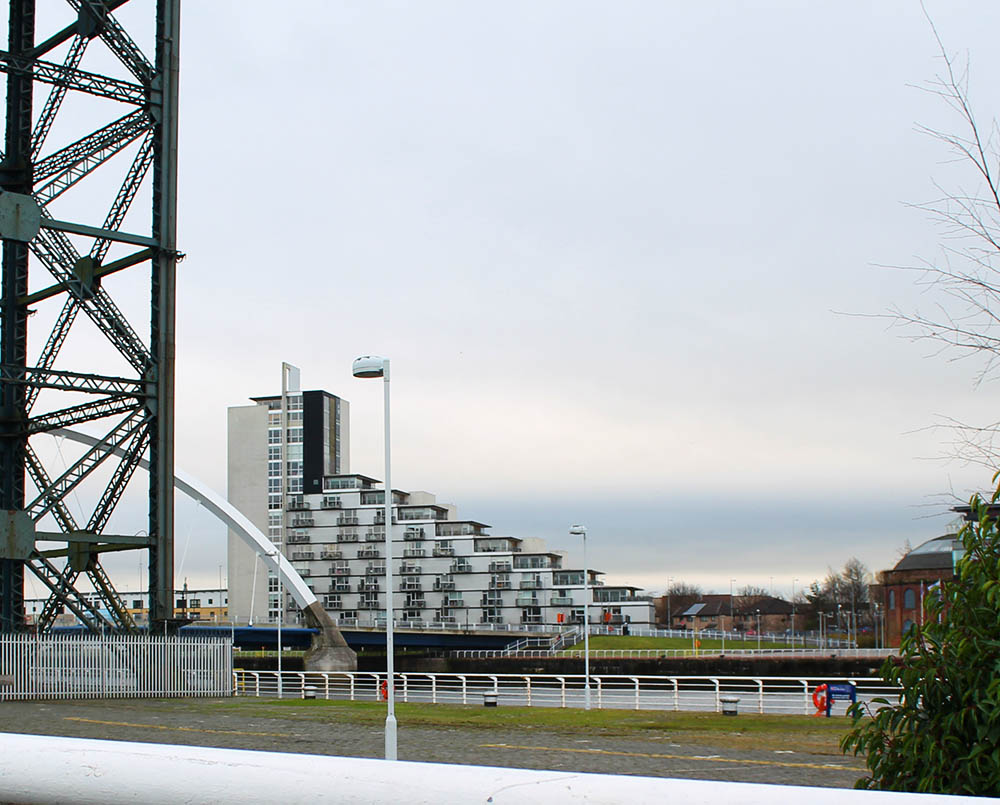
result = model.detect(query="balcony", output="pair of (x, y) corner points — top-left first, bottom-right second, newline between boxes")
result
(287, 500), (311, 512)
(399, 564), (421, 575)
(488, 561), (512, 573)
(434, 579), (455, 591)
(373, 512), (396, 524)
(357, 580), (379, 592)
(290, 516), (314, 528)
(365, 531), (384, 542)
(358, 601), (380, 610)
(320, 550), (342, 560)
(357, 547), (380, 560)
(450, 562), (473, 574)
(402, 548), (426, 558)
(366, 564), (386, 576)
(332, 582), (350, 593)
(490, 579), (512, 590)
(331, 565), (349, 576)
(550, 595), (573, 605)
(337, 532), (359, 544)
(481, 596), (503, 607)
(437, 616), (458, 625)
(291, 551), (314, 561)
(516, 594), (539, 606)
(320, 498), (342, 510)
(296, 567), (312, 578)
(432, 546), (455, 557)
(287, 531), (310, 544)
(442, 596), (465, 607)
(519, 579), (542, 589)
(403, 528), (425, 541)
(400, 580), (422, 592)
(337, 516), (360, 526)
(520, 614), (544, 624)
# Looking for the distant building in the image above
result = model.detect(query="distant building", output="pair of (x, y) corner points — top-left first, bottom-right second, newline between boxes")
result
(656, 593), (797, 634)
(25, 587), (229, 628)
(226, 373), (653, 630)
(878, 535), (960, 647)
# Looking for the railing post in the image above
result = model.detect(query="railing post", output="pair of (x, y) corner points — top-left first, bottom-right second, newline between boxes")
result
(631, 677), (640, 710)
(524, 676), (531, 706)
(460, 675), (467, 705)
(754, 678), (764, 714)
(596, 677), (603, 709)
(557, 677), (566, 708)
(800, 678), (809, 715)
(430, 674), (437, 704)
(711, 678), (720, 713)
(672, 677), (679, 711)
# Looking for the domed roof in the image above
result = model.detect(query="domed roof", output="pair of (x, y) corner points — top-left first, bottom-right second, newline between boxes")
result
(893, 535), (963, 572)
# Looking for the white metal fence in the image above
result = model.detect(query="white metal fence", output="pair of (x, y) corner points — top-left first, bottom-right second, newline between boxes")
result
(453, 647), (893, 660)
(0, 634), (233, 700)
(233, 670), (898, 716)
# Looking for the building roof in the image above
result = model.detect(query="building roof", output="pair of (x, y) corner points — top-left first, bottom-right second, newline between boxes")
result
(892, 535), (963, 572)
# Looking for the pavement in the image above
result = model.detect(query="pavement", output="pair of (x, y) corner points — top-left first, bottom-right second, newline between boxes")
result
(0, 698), (865, 789)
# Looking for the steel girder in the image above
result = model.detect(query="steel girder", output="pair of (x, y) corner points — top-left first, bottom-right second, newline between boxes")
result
(0, 0), (179, 633)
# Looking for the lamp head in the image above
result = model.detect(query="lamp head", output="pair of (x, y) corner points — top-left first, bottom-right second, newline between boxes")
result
(569, 524), (586, 536)
(353, 355), (387, 378)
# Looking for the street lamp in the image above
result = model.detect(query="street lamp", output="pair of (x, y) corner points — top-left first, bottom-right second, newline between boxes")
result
(729, 579), (735, 637)
(353, 355), (397, 761)
(666, 576), (673, 632)
(756, 608), (761, 650)
(569, 524), (590, 711)
(791, 578), (799, 648)
(265, 549), (283, 698)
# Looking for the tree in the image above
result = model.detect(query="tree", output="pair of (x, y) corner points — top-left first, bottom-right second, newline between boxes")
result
(887, 22), (1000, 469)
(841, 486), (1000, 794)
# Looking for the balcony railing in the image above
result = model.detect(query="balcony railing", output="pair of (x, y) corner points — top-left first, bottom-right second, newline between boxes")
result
(399, 565), (421, 575)
(291, 551), (314, 561)
(357, 581), (379, 592)
(432, 546), (455, 557)
(519, 579), (542, 589)
(442, 596), (465, 607)
(290, 517), (314, 528)
(366, 565), (386, 576)
(520, 614), (543, 623)
(296, 567), (312, 577)
(481, 596), (503, 607)
(337, 533), (359, 543)
(358, 601), (380, 610)
(287, 531), (310, 544)
(550, 595), (573, 605)
(337, 516), (360, 526)
(402, 548), (426, 558)
(357, 548), (380, 560)
(434, 579), (455, 591)
(320, 550), (342, 560)
(320, 498), (342, 510)
(331, 582), (350, 593)
(488, 562), (512, 573)
(287, 500), (311, 512)
(403, 529), (425, 541)
(365, 531), (383, 542)
(490, 579), (512, 590)
(450, 562), (473, 574)
(331, 565), (349, 576)
(516, 594), (539, 606)
(400, 581), (422, 592)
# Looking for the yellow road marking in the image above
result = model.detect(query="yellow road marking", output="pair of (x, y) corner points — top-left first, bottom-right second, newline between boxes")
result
(64, 717), (291, 738)
(479, 743), (864, 772)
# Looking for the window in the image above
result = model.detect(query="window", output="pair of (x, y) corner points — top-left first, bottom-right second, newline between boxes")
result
(903, 588), (916, 609)
(131, 600), (142, 609)
(176, 599), (186, 608)
(268, 460), (281, 477)
(208, 599), (213, 605)
(287, 410), (303, 424)
(287, 395), (303, 411)
(188, 599), (201, 609)
(287, 477), (303, 493)
(268, 493), (282, 510)
(287, 427), (303, 444)
(268, 445), (281, 460)
(268, 411), (281, 426)
(268, 478), (281, 493)
(888, 590), (896, 610)
(286, 460), (303, 477)
(267, 428), (281, 444)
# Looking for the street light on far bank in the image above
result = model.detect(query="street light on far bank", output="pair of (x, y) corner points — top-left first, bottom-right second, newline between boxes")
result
(569, 524), (590, 711)
(352, 354), (397, 761)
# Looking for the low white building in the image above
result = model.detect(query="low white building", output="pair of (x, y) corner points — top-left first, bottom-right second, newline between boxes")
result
(281, 476), (652, 630)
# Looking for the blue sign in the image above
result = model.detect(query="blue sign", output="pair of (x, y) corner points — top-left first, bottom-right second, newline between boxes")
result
(826, 682), (857, 716)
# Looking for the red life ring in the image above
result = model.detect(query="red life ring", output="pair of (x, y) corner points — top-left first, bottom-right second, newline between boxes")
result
(380, 679), (388, 701)
(812, 683), (828, 712)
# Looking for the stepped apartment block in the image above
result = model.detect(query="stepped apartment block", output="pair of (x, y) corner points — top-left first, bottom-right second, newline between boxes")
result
(227, 376), (652, 630)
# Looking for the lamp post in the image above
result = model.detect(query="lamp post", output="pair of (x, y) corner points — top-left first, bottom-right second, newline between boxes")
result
(666, 576), (673, 632)
(353, 355), (397, 761)
(791, 578), (798, 648)
(729, 578), (735, 637)
(266, 549), (283, 698)
(570, 524), (590, 711)
(756, 609), (761, 650)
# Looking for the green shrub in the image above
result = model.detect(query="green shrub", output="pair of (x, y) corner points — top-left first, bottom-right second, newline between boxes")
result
(841, 485), (1000, 794)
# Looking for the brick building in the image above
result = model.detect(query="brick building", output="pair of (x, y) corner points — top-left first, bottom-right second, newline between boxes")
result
(878, 535), (960, 647)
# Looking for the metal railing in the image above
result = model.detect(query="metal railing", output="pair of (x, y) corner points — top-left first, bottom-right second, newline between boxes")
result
(1, 634), (233, 700)
(232, 669), (896, 715)
(454, 647), (893, 660)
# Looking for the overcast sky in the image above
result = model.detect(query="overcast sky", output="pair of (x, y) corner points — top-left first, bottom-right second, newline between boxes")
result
(20, 2), (1000, 604)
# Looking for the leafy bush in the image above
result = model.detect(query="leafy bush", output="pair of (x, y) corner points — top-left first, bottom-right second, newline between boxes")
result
(841, 485), (1000, 794)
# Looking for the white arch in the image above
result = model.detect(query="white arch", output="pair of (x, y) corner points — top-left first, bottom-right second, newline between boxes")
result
(51, 428), (317, 613)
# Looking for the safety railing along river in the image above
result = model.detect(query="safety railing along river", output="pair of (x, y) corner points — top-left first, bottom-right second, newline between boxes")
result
(452, 647), (893, 660)
(233, 670), (898, 715)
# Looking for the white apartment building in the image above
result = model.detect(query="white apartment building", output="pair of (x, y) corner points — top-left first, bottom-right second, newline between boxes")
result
(227, 373), (652, 630)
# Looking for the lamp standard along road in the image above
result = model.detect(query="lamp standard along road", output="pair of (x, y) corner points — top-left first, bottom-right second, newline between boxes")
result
(353, 355), (397, 761)
(570, 524), (590, 711)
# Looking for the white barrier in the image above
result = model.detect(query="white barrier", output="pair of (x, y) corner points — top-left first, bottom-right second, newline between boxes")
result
(0, 734), (988, 805)
(234, 670), (897, 715)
